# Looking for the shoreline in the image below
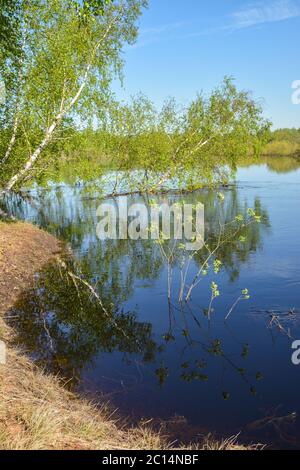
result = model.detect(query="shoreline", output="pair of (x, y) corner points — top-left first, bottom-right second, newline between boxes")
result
(0, 221), (257, 450)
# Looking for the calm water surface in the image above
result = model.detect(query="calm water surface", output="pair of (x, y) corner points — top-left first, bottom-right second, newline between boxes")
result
(5, 157), (300, 447)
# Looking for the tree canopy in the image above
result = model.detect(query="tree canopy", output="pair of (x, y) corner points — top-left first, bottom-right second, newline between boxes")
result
(0, 0), (147, 195)
(60, 80), (270, 192)
(0, 1), (271, 200)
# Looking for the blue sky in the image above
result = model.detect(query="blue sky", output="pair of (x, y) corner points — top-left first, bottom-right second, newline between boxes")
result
(114, 0), (300, 129)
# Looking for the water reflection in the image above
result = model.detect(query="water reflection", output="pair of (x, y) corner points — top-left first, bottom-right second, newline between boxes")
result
(7, 162), (300, 447)
(6, 184), (270, 393)
(239, 155), (300, 174)
(8, 255), (158, 383)
(8, 252), (263, 397)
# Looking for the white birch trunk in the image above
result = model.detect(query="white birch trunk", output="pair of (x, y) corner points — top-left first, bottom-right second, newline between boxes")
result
(1, 113), (20, 166)
(0, 13), (119, 198)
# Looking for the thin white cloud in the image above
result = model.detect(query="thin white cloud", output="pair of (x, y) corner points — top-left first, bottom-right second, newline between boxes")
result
(126, 21), (190, 50)
(140, 22), (187, 35)
(128, 0), (300, 49)
(184, 0), (300, 39)
(128, 21), (190, 50)
(232, 0), (300, 29)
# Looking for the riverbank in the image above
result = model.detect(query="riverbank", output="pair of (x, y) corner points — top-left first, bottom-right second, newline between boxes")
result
(0, 221), (257, 450)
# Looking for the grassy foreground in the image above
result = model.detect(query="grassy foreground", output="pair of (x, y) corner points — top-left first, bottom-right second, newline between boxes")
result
(0, 221), (258, 450)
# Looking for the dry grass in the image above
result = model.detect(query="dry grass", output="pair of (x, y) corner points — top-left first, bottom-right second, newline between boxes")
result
(1, 348), (255, 450)
(0, 349), (169, 450)
(0, 221), (257, 450)
(198, 434), (264, 451)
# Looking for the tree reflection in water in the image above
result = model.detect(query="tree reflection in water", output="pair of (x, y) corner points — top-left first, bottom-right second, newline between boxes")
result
(6, 184), (272, 401)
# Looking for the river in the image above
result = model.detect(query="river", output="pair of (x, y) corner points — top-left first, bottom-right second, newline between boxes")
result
(4, 156), (300, 448)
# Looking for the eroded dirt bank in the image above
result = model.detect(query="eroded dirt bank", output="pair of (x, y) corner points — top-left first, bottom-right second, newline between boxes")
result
(0, 222), (61, 319)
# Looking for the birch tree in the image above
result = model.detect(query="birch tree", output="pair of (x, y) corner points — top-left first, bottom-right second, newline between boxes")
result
(0, 0), (147, 197)
(98, 81), (271, 194)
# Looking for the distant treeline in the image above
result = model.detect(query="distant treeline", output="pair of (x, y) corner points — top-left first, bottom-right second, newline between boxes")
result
(59, 126), (300, 168)
(263, 128), (300, 156)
